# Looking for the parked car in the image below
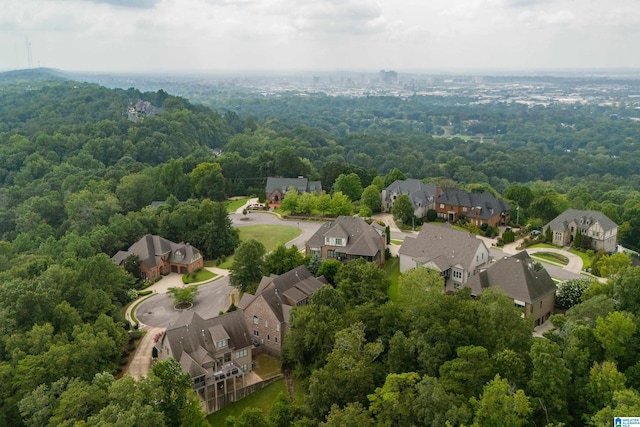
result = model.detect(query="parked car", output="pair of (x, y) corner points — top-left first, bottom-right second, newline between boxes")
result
(248, 203), (265, 209)
(530, 230), (541, 237)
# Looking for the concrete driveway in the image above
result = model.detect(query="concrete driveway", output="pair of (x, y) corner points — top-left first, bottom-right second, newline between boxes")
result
(136, 276), (235, 329)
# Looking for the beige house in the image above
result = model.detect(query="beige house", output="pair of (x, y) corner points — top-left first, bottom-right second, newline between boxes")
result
(545, 209), (618, 253)
(398, 223), (489, 290)
(465, 251), (557, 326)
(239, 266), (327, 355)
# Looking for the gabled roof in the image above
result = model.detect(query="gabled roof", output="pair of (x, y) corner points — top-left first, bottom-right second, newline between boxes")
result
(306, 216), (385, 257)
(162, 310), (252, 369)
(437, 190), (510, 220)
(383, 179), (438, 209)
(112, 234), (201, 269)
(545, 209), (618, 233)
(466, 251), (557, 304)
(399, 223), (487, 271)
(265, 177), (322, 195)
(241, 266), (327, 323)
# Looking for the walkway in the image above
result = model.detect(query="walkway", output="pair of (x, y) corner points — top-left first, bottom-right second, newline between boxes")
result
(126, 326), (164, 380)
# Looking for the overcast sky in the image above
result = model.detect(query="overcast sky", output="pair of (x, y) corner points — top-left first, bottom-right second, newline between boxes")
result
(1, 0), (639, 73)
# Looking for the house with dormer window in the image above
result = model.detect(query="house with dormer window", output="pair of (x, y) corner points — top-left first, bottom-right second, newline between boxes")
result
(265, 177), (323, 205)
(381, 179), (439, 218)
(239, 266), (328, 355)
(305, 216), (387, 266)
(435, 189), (510, 227)
(155, 310), (253, 413)
(465, 251), (557, 326)
(112, 234), (203, 281)
(545, 209), (618, 253)
(399, 223), (489, 290)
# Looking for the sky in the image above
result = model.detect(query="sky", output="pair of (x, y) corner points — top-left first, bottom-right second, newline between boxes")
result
(1, 0), (640, 73)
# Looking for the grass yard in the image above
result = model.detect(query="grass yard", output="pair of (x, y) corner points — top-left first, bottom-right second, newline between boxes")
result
(182, 269), (217, 284)
(569, 249), (592, 270)
(532, 252), (569, 266)
(528, 243), (560, 249)
(390, 239), (403, 245)
(218, 225), (302, 269)
(225, 197), (250, 213)
(206, 375), (305, 426)
(384, 257), (401, 301)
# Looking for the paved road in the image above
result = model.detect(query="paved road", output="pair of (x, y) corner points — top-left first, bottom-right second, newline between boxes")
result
(136, 276), (235, 328)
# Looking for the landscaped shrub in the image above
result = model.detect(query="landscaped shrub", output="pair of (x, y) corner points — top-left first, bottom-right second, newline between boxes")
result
(502, 230), (515, 244)
(556, 278), (593, 309)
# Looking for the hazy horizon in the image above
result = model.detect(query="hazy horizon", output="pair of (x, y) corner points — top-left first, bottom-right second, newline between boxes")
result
(2, 0), (640, 73)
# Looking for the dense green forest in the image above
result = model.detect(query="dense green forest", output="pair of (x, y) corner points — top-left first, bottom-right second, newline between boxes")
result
(2, 72), (640, 425)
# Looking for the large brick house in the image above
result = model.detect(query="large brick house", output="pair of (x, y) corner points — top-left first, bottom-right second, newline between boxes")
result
(265, 177), (323, 205)
(305, 216), (387, 266)
(239, 266), (327, 355)
(399, 223), (489, 290)
(435, 189), (510, 227)
(465, 251), (557, 326)
(112, 234), (203, 281)
(154, 310), (253, 413)
(545, 209), (618, 253)
(381, 179), (439, 218)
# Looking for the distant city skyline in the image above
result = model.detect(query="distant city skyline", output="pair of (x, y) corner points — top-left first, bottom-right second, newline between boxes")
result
(1, 0), (640, 73)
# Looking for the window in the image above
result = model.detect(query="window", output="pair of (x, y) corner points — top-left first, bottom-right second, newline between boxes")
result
(452, 270), (462, 279)
(440, 203), (444, 208)
(224, 352), (231, 362)
(275, 337), (278, 343)
(253, 315), (258, 325)
(235, 349), (248, 358)
(463, 207), (467, 212)
(217, 339), (227, 348)
(327, 250), (335, 258)
(324, 237), (331, 245)
(241, 364), (247, 372)
(335, 238), (343, 245)
(267, 334), (270, 341)
(264, 320), (268, 328)
(276, 324), (280, 332)
(253, 330), (259, 336)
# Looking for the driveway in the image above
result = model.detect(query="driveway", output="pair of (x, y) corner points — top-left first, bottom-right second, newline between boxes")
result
(136, 276), (235, 329)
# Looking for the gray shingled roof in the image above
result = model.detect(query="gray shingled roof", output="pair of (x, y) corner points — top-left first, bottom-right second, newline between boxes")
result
(465, 251), (556, 304)
(241, 266), (327, 323)
(399, 223), (487, 271)
(306, 216), (385, 257)
(436, 190), (510, 220)
(265, 177), (322, 195)
(162, 310), (251, 369)
(383, 179), (438, 209)
(545, 209), (618, 233)
(112, 234), (201, 269)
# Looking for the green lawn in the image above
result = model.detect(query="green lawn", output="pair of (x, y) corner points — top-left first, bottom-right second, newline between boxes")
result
(528, 243), (560, 249)
(225, 197), (250, 213)
(569, 249), (592, 270)
(182, 269), (217, 284)
(218, 225), (302, 269)
(384, 257), (401, 301)
(206, 376), (305, 426)
(532, 252), (569, 266)
(390, 239), (403, 245)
